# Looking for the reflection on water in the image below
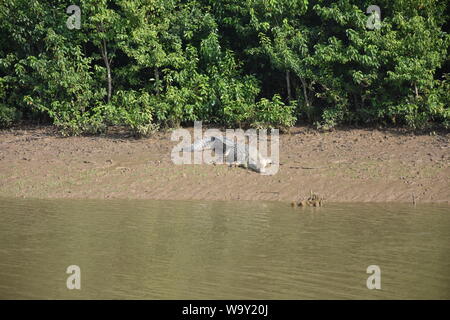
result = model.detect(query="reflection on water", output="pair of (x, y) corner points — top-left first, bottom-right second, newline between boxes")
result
(0, 198), (449, 299)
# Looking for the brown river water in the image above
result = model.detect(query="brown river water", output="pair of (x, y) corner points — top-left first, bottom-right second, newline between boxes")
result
(0, 198), (449, 299)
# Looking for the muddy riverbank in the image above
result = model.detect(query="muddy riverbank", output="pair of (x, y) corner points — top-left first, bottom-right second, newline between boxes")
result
(0, 126), (448, 203)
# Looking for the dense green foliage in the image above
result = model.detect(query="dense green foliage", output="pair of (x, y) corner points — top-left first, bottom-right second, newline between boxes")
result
(0, 0), (448, 135)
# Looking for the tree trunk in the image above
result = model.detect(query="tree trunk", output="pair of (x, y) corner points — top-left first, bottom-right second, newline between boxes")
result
(353, 93), (358, 110)
(101, 39), (112, 104)
(155, 67), (160, 96)
(299, 77), (310, 107)
(286, 70), (292, 103)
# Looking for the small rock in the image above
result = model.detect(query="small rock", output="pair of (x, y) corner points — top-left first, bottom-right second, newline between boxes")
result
(298, 200), (308, 207)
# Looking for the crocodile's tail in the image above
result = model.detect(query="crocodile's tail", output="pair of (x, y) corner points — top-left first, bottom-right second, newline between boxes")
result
(181, 136), (218, 152)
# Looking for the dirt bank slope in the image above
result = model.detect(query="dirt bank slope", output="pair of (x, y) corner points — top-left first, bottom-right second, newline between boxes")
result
(0, 126), (448, 203)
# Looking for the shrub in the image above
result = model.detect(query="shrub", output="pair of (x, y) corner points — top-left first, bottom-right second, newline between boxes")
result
(0, 0), (448, 132)
(0, 104), (16, 128)
(251, 95), (296, 130)
(112, 90), (158, 137)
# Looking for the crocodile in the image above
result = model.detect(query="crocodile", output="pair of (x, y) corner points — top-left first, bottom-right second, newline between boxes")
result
(182, 136), (273, 174)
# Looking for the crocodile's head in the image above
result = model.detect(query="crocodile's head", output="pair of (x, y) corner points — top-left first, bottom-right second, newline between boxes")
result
(258, 157), (273, 174)
(260, 157), (272, 167)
